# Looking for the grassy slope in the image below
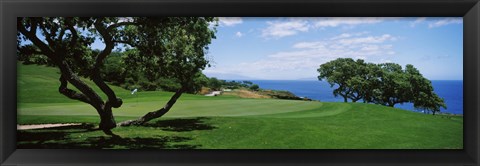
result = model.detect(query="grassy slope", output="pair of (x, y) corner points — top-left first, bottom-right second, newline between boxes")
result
(17, 64), (463, 149)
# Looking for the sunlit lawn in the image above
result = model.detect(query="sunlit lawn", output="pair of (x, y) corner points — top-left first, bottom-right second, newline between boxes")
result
(17, 64), (463, 149)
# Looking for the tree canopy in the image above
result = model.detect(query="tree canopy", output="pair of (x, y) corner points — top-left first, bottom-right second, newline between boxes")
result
(317, 58), (446, 115)
(17, 17), (217, 134)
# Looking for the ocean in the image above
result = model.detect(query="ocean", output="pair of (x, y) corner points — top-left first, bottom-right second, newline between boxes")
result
(248, 80), (463, 115)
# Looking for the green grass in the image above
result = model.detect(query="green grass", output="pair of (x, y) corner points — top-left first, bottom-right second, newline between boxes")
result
(17, 63), (463, 149)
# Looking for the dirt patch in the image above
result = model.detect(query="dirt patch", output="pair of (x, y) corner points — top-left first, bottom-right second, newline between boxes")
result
(223, 89), (271, 99)
(17, 123), (83, 130)
(198, 87), (212, 95)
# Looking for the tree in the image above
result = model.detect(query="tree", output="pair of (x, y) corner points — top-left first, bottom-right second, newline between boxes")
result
(243, 81), (253, 86)
(317, 58), (365, 102)
(17, 17), (217, 134)
(372, 63), (411, 107)
(343, 59), (381, 103)
(250, 84), (260, 91)
(186, 73), (210, 94)
(208, 77), (223, 91)
(372, 63), (446, 114)
(115, 17), (217, 126)
(404, 64), (446, 115)
(317, 58), (446, 115)
(101, 51), (126, 86)
(360, 63), (383, 103)
(17, 17), (128, 134)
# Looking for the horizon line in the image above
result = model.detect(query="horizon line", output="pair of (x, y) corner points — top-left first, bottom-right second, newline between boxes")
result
(219, 78), (464, 81)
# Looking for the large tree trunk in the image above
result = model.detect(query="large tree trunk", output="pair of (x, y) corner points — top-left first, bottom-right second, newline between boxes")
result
(118, 87), (186, 126)
(99, 106), (117, 134)
(18, 18), (118, 135)
(57, 62), (117, 133)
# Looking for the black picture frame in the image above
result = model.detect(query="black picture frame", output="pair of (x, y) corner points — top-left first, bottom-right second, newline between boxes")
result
(1, 0), (479, 165)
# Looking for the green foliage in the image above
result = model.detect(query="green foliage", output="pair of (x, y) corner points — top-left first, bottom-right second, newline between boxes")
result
(185, 72), (209, 93)
(243, 81), (253, 85)
(318, 58), (371, 102)
(18, 17), (218, 131)
(373, 63), (410, 107)
(250, 84), (260, 91)
(123, 17), (216, 89)
(223, 80), (252, 89)
(404, 64), (447, 115)
(259, 90), (304, 100)
(318, 58), (446, 114)
(207, 77), (223, 91)
(203, 78), (261, 91)
(19, 17), (217, 94)
(18, 17), (100, 76)
(101, 51), (126, 85)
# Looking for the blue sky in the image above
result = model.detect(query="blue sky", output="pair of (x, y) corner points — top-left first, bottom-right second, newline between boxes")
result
(201, 17), (463, 80)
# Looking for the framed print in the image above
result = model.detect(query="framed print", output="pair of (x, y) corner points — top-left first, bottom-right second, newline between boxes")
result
(1, 0), (479, 165)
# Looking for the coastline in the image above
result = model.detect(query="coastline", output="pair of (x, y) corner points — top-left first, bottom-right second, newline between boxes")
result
(243, 80), (463, 115)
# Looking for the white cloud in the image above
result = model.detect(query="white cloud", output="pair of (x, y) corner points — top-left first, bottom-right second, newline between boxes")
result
(379, 59), (392, 63)
(428, 17), (462, 28)
(293, 42), (325, 49)
(331, 33), (352, 39)
(410, 17), (426, 27)
(235, 31), (243, 37)
(259, 17), (388, 39)
(330, 32), (370, 40)
(337, 34), (396, 45)
(313, 17), (385, 28)
(218, 17), (243, 26)
(261, 20), (309, 38)
(360, 45), (380, 51)
(207, 32), (398, 79)
(266, 33), (397, 66)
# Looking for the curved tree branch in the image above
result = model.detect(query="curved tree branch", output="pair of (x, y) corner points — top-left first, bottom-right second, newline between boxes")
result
(90, 18), (123, 108)
(58, 75), (91, 104)
(107, 21), (137, 32)
(65, 18), (78, 48)
(19, 17), (117, 132)
(38, 23), (56, 48)
(118, 86), (187, 126)
(85, 18), (123, 110)
(17, 18), (55, 60)
(57, 61), (117, 131)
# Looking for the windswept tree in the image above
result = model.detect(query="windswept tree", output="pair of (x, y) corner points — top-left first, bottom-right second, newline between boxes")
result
(372, 63), (446, 114)
(317, 58), (372, 102)
(17, 17), (217, 134)
(344, 60), (382, 103)
(372, 63), (411, 107)
(404, 64), (446, 115)
(317, 58), (446, 115)
(361, 63), (383, 103)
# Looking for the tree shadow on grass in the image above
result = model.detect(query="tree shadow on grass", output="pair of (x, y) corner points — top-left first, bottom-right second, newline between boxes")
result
(143, 117), (217, 132)
(17, 117), (216, 149)
(85, 135), (198, 149)
(17, 123), (96, 143)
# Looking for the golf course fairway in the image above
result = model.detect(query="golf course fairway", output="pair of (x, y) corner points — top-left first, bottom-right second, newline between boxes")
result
(17, 64), (463, 149)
